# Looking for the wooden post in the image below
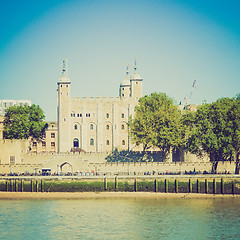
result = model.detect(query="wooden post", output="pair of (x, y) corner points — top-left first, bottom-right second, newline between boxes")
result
(205, 179), (208, 194)
(31, 180), (34, 192)
(175, 179), (178, 193)
(6, 181), (8, 192)
(10, 180), (13, 192)
(213, 179), (216, 194)
(232, 181), (235, 195)
(134, 179), (137, 192)
(21, 179), (24, 192)
(104, 177), (107, 191)
(36, 180), (38, 192)
(41, 180), (44, 192)
(189, 179), (192, 193)
(115, 176), (118, 190)
(197, 179), (200, 193)
(221, 178), (224, 194)
(15, 179), (18, 192)
(154, 179), (158, 192)
(165, 179), (168, 193)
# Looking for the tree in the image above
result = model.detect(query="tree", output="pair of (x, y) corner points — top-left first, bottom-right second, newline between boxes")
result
(3, 104), (48, 140)
(184, 98), (236, 173)
(129, 92), (185, 161)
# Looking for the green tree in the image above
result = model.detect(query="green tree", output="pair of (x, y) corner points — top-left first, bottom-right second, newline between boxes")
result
(184, 98), (236, 173)
(129, 92), (185, 161)
(3, 104), (48, 140)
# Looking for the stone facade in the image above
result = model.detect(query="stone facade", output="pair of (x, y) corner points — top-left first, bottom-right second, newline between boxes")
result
(57, 59), (143, 153)
(0, 99), (31, 116)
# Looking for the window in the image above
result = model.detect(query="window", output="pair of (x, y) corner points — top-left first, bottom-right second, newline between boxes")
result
(73, 138), (79, 148)
(122, 113), (124, 118)
(122, 88), (124, 90)
(136, 82), (138, 84)
(77, 113), (79, 117)
(90, 138), (94, 146)
(74, 124), (78, 130)
(121, 124), (125, 130)
(106, 113), (109, 118)
(33, 142), (37, 147)
(122, 94), (124, 97)
(43, 133), (46, 138)
(122, 140), (125, 145)
(10, 156), (15, 165)
(42, 142), (46, 147)
(66, 85), (68, 87)
(106, 125), (109, 130)
(90, 124), (94, 130)
(106, 140), (110, 145)
(61, 85), (62, 87)
(86, 113), (90, 117)
(51, 133), (55, 138)
(80, 113), (82, 117)
(51, 142), (55, 147)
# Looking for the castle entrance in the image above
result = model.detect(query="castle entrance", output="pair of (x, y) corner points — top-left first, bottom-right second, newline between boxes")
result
(60, 162), (73, 173)
(73, 138), (79, 148)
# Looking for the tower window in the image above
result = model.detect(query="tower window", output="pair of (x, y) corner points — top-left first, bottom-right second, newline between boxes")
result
(90, 124), (94, 130)
(73, 138), (79, 148)
(106, 125), (109, 130)
(61, 85), (62, 87)
(106, 113), (109, 118)
(74, 124), (78, 130)
(136, 82), (138, 84)
(86, 113), (90, 117)
(122, 94), (124, 97)
(66, 85), (68, 87)
(106, 140), (110, 145)
(77, 114), (79, 117)
(121, 124), (125, 130)
(122, 88), (124, 90)
(80, 113), (82, 117)
(122, 140), (125, 145)
(90, 138), (94, 146)
(122, 113), (124, 118)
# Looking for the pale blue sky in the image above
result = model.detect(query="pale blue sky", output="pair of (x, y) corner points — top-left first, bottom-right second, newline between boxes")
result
(0, 0), (239, 120)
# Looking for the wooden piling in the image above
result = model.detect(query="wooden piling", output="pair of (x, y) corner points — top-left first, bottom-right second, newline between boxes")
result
(134, 179), (137, 192)
(197, 179), (200, 193)
(205, 179), (208, 194)
(213, 179), (216, 194)
(104, 177), (107, 191)
(115, 176), (118, 190)
(6, 181), (8, 192)
(221, 178), (224, 194)
(232, 181), (235, 195)
(175, 179), (178, 193)
(154, 179), (158, 192)
(165, 179), (168, 193)
(189, 179), (192, 193)
(31, 180), (34, 192)
(36, 180), (38, 192)
(15, 179), (18, 192)
(21, 179), (24, 192)
(41, 180), (44, 192)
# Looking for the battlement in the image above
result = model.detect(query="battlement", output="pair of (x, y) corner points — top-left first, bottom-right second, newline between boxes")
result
(72, 96), (122, 103)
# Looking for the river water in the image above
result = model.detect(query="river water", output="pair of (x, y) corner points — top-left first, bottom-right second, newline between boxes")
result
(0, 198), (239, 240)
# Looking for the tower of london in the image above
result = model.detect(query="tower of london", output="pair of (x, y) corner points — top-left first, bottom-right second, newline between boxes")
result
(57, 59), (143, 153)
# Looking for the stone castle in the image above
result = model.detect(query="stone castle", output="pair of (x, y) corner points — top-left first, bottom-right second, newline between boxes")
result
(0, 59), (236, 175)
(57, 59), (142, 153)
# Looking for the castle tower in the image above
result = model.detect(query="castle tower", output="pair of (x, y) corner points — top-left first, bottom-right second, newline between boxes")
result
(130, 59), (143, 100)
(119, 64), (131, 99)
(57, 58), (71, 152)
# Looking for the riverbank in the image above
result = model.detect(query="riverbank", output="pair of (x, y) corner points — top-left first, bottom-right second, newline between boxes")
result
(0, 191), (240, 200)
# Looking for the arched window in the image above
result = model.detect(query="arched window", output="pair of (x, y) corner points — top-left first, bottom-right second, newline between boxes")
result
(90, 138), (94, 146)
(90, 124), (94, 130)
(73, 138), (79, 148)
(106, 113), (109, 118)
(122, 113), (124, 118)
(106, 125), (109, 130)
(122, 140), (125, 145)
(74, 124), (78, 130)
(121, 124), (124, 130)
(106, 140), (110, 145)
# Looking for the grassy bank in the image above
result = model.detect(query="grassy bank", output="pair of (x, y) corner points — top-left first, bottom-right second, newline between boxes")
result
(0, 178), (239, 194)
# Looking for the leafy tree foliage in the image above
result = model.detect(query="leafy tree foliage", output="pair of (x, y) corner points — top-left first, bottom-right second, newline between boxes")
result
(129, 92), (185, 161)
(183, 97), (240, 173)
(3, 104), (48, 140)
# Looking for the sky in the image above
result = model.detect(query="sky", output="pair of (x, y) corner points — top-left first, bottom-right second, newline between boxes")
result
(0, 0), (239, 121)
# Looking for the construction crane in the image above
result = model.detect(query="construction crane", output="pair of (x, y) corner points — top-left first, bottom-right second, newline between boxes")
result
(179, 80), (197, 111)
